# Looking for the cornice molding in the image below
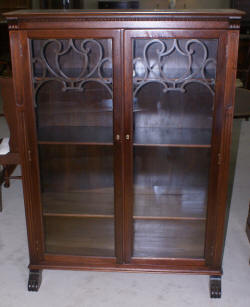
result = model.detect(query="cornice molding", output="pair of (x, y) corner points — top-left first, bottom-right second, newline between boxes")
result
(7, 14), (242, 30)
(18, 16), (235, 23)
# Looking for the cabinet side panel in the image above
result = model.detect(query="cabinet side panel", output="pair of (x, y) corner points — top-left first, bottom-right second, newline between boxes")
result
(204, 31), (228, 267)
(212, 30), (240, 268)
(9, 30), (45, 263)
(205, 30), (240, 269)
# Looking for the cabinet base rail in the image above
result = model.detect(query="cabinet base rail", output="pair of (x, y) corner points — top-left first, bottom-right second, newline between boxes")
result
(27, 266), (222, 297)
(29, 262), (222, 275)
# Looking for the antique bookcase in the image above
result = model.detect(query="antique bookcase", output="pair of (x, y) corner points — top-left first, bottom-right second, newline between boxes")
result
(5, 9), (243, 298)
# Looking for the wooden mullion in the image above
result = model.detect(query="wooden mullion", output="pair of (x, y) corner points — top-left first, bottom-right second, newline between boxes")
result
(123, 30), (134, 263)
(112, 30), (124, 264)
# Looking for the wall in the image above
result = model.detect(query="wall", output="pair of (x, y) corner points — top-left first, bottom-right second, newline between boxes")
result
(32, 0), (231, 9)
(32, 0), (85, 8)
(84, 0), (231, 9)
(32, 0), (39, 8)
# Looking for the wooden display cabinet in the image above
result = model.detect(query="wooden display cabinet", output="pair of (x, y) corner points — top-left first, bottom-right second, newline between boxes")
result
(5, 9), (243, 298)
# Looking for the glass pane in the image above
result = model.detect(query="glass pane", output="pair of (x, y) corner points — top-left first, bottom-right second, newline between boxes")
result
(132, 38), (218, 259)
(31, 39), (113, 143)
(30, 38), (115, 257)
(134, 220), (205, 258)
(45, 217), (114, 257)
(39, 144), (114, 214)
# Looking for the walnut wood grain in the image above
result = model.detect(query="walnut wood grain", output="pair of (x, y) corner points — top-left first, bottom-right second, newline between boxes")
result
(44, 216), (115, 257)
(42, 188), (114, 216)
(133, 219), (206, 258)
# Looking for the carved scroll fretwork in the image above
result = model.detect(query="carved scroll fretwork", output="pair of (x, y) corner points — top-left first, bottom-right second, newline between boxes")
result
(31, 38), (113, 98)
(133, 38), (217, 97)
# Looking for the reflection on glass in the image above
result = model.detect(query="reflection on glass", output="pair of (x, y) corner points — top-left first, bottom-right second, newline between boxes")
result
(31, 38), (115, 257)
(132, 38), (218, 258)
(31, 39), (113, 143)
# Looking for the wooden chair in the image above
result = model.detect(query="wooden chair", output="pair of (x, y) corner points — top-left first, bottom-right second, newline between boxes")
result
(234, 87), (250, 121)
(247, 202), (250, 243)
(0, 76), (21, 211)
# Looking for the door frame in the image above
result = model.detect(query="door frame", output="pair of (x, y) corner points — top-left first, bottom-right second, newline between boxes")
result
(123, 29), (230, 268)
(10, 28), (124, 265)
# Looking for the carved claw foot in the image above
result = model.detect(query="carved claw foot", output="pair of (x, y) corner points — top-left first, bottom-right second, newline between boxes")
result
(3, 181), (10, 188)
(210, 275), (221, 298)
(28, 270), (42, 292)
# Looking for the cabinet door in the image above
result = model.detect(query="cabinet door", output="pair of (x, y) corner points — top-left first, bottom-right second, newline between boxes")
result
(124, 30), (225, 264)
(24, 30), (123, 263)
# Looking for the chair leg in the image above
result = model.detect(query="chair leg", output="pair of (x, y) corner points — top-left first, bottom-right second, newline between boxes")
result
(0, 164), (19, 212)
(0, 168), (4, 212)
(3, 165), (10, 188)
(0, 184), (2, 212)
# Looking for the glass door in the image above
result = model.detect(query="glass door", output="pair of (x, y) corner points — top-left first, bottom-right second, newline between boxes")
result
(29, 31), (122, 259)
(125, 31), (219, 260)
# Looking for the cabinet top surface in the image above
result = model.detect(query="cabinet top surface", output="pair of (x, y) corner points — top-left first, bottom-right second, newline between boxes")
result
(4, 9), (245, 19)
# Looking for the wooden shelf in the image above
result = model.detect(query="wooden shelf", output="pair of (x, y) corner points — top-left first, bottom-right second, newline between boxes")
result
(38, 141), (113, 146)
(44, 213), (114, 218)
(42, 188), (114, 216)
(44, 216), (115, 257)
(37, 126), (113, 144)
(133, 219), (205, 258)
(134, 127), (211, 147)
(42, 187), (206, 221)
(133, 186), (207, 219)
(37, 126), (211, 147)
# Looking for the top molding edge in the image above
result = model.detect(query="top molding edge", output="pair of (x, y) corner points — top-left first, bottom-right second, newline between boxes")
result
(4, 9), (245, 30)
(4, 9), (245, 19)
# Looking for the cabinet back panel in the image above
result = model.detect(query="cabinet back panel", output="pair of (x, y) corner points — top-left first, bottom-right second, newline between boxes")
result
(134, 147), (210, 188)
(133, 187), (207, 219)
(36, 82), (113, 128)
(31, 38), (113, 143)
(134, 83), (214, 131)
(133, 38), (217, 132)
(43, 189), (114, 216)
(44, 216), (115, 257)
(131, 37), (217, 260)
(133, 220), (205, 258)
(39, 144), (114, 192)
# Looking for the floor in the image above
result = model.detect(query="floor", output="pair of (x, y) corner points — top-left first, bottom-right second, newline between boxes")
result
(0, 113), (249, 306)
